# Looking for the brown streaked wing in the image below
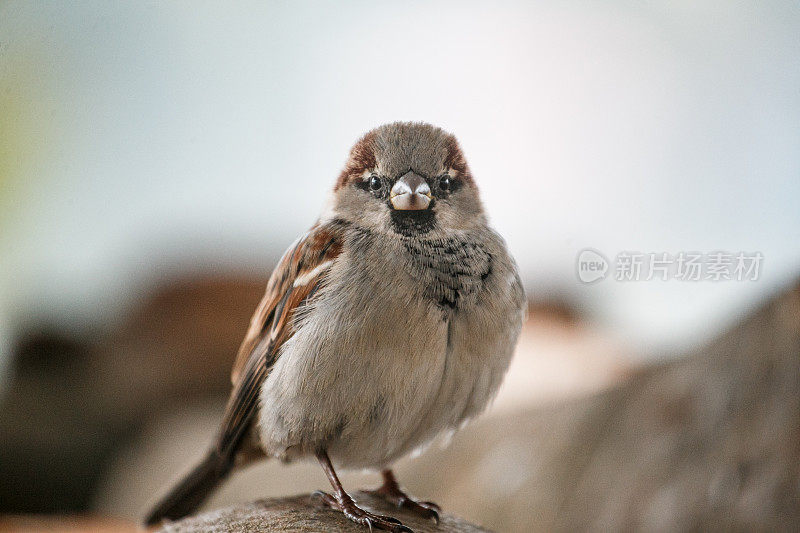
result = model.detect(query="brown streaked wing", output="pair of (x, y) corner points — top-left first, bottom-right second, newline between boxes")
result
(214, 222), (343, 457)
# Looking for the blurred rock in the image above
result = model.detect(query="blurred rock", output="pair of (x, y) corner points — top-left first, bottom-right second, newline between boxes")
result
(0, 274), (269, 514)
(92, 275), (269, 422)
(0, 329), (110, 513)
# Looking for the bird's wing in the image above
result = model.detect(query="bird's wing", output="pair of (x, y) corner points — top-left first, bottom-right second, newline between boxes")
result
(214, 221), (343, 457)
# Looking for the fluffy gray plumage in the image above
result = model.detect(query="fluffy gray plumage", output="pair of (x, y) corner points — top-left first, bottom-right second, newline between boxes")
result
(146, 122), (526, 531)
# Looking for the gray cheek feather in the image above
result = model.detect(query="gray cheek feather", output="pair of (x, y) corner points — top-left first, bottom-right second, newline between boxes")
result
(256, 223), (525, 470)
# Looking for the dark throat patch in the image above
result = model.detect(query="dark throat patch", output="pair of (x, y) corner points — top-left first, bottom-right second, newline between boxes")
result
(390, 208), (436, 236)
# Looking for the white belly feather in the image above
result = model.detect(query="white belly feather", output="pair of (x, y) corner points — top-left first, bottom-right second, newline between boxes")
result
(257, 229), (524, 470)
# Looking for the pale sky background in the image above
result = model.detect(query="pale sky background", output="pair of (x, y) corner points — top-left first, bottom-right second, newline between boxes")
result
(1, 1), (799, 376)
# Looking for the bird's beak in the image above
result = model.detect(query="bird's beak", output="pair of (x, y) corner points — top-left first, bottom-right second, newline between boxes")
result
(390, 172), (432, 211)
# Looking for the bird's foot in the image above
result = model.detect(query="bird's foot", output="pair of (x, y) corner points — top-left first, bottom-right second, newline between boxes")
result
(365, 484), (440, 524)
(312, 490), (413, 532)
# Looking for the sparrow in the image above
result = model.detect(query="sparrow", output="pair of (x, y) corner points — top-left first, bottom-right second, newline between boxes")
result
(145, 122), (526, 532)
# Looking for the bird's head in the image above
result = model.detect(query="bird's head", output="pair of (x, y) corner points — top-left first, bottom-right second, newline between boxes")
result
(329, 122), (485, 237)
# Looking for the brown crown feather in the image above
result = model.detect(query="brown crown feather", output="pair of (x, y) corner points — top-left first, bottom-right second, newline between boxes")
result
(443, 135), (473, 184)
(334, 124), (473, 190)
(335, 130), (377, 190)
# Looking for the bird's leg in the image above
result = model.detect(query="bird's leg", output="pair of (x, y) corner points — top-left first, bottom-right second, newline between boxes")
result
(313, 450), (412, 533)
(366, 469), (440, 523)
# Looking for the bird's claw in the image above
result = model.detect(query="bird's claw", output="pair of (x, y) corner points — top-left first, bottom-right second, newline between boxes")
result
(366, 488), (441, 524)
(312, 491), (413, 533)
(419, 501), (441, 512)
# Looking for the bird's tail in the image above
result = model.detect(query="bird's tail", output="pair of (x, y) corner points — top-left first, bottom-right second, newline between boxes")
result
(144, 451), (233, 526)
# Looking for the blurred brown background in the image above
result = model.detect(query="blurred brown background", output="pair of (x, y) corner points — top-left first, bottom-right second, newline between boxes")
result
(1, 1), (799, 532)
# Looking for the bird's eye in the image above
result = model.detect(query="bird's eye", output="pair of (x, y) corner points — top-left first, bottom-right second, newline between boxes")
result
(369, 175), (382, 191)
(439, 176), (451, 192)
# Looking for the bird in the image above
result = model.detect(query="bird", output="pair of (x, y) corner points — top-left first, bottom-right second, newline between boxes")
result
(144, 122), (526, 532)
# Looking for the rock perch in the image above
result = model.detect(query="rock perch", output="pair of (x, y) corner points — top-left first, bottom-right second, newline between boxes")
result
(155, 491), (491, 532)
